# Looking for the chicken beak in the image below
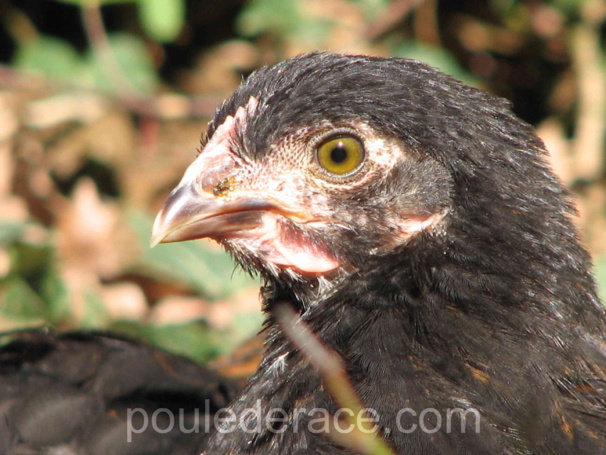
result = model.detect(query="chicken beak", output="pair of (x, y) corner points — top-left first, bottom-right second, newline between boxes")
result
(151, 104), (311, 249)
(150, 181), (281, 247)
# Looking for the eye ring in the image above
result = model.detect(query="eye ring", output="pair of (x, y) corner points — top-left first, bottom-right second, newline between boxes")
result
(315, 134), (365, 177)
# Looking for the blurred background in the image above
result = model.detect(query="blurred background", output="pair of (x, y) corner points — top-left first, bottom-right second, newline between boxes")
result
(0, 0), (605, 363)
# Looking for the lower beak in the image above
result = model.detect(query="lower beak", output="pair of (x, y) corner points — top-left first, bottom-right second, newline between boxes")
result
(150, 183), (278, 247)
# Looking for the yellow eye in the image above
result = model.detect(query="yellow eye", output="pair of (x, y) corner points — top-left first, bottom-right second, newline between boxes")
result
(316, 135), (365, 176)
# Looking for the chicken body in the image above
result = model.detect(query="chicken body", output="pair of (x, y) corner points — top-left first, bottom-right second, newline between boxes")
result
(153, 53), (606, 454)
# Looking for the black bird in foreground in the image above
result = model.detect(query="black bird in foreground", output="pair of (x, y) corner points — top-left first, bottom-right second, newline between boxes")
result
(152, 53), (606, 454)
(0, 330), (238, 454)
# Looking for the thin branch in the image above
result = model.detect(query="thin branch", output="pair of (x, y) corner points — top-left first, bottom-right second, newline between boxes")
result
(273, 303), (396, 455)
(570, 0), (606, 180)
(414, 0), (441, 47)
(0, 64), (223, 121)
(81, 2), (138, 96)
(365, 0), (423, 42)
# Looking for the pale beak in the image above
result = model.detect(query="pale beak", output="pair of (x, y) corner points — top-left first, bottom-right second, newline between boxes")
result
(150, 181), (281, 247)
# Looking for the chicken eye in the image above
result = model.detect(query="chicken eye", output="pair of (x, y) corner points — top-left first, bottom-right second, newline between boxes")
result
(316, 135), (365, 175)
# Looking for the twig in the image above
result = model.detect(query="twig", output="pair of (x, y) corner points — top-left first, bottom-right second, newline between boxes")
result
(570, 0), (606, 180)
(273, 302), (396, 455)
(0, 64), (223, 121)
(80, 1), (139, 95)
(414, 0), (440, 47)
(365, 0), (423, 42)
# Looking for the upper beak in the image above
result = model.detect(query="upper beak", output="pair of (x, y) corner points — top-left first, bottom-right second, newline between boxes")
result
(150, 182), (284, 247)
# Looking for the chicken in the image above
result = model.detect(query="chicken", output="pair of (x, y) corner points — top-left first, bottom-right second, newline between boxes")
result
(152, 53), (606, 454)
(0, 330), (238, 455)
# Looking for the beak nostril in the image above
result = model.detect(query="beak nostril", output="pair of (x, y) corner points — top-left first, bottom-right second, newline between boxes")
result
(197, 155), (238, 192)
(212, 177), (237, 197)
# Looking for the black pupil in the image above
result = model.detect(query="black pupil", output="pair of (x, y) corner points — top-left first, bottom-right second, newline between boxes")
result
(330, 143), (348, 164)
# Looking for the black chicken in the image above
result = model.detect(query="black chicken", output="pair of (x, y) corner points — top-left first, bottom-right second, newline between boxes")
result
(152, 53), (606, 454)
(0, 330), (238, 454)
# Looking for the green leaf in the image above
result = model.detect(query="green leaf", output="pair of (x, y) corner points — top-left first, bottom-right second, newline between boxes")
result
(237, 0), (302, 37)
(8, 243), (52, 278)
(237, 0), (336, 46)
(0, 276), (47, 320)
(110, 319), (228, 362)
(137, 0), (185, 43)
(548, 0), (583, 16)
(41, 267), (72, 324)
(85, 33), (159, 94)
(232, 310), (264, 343)
(13, 36), (82, 82)
(350, 0), (391, 20)
(489, 0), (518, 16)
(128, 211), (258, 301)
(0, 221), (29, 246)
(80, 289), (110, 328)
(595, 257), (606, 304)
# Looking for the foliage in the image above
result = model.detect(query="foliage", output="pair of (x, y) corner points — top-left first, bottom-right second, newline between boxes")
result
(1, 0), (605, 361)
(57, 0), (185, 42)
(15, 33), (158, 95)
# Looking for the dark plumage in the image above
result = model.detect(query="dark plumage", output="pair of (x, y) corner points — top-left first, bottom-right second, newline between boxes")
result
(153, 53), (606, 454)
(0, 330), (238, 455)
